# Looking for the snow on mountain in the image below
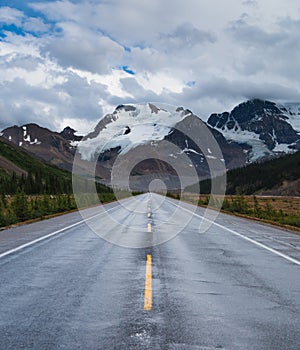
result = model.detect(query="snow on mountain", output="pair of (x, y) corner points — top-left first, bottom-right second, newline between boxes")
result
(78, 103), (193, 161)
(207, 99), (300, 162)
(21, 125), (41, 145)
(278, 102), (300, 132)
(1, 123), (79, 172)
(212, 125), (273, 162)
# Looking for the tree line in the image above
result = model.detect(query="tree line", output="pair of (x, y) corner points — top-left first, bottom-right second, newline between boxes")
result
(0, 170), (117, 228)
(0, 170), (72, 195)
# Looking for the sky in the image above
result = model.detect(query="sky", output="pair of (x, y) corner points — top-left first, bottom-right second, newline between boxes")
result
(0, 0), (300, 134)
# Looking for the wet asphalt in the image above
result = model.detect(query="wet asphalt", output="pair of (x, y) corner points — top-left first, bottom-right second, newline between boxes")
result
(0, 193), (299, 349)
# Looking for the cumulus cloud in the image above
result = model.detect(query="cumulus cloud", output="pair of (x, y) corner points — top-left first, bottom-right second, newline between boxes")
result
(0, 6), (23, 26)
(0, 0), (300, 134)
(43, 22), (125, 73)
(158, 22), (216, 52)
(227, 15), (300, 83)
(228, 16), (285, 47)
(0, 6), (49, 34)
(0, 71), (108, 132)
(22, 17), (50, 33)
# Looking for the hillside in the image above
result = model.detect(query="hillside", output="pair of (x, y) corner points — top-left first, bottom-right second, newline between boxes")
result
(186, 150), (300, 196)
(0, 136), (73, 195)
(0, 137), (118, 227)
(0, 136), (114, 196)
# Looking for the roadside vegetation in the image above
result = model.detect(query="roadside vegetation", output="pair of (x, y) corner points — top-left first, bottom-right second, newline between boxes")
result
(0, 139), (119, 228)
(0, 183), (118, 228)
(212, 195), (299, 228)
(168, 193), (300, 229)
(186, 150), (300, 196)
(181, 150), (300, 229)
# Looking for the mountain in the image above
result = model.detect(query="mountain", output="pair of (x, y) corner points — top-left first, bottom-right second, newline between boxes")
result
(186, 150), (300, 196)
(0, 123), (78, 172)
(225, 150), (300, 196)
(0, 123), (116, 181)
(0, 135), (73, 194)
(0, 135), (117, 227)
(60, 126), (83, 143)
(1, 99), (299, 192)
(207, 99), (300, 162)
(78, 103), (247, 190)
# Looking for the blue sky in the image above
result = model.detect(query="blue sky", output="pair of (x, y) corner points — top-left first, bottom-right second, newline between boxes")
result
(0, 0), (300, 134)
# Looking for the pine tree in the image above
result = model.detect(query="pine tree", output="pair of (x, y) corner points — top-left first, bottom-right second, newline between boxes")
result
(12, 191), (29, 221)
(253, 196), (261, 216)
(0, 199), (5, 227)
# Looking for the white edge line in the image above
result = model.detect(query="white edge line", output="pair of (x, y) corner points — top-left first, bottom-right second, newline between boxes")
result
(167, 198), (300, 266)
(0, 205), (117, 260)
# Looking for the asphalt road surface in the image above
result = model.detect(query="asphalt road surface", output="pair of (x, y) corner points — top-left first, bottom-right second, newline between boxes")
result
(0, 193), (299, 349)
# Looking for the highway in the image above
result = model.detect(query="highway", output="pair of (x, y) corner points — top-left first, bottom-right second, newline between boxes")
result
(0, 193), (299, 349)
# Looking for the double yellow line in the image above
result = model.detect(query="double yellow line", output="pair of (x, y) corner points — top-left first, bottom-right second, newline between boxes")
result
(144, 254), (152, 310)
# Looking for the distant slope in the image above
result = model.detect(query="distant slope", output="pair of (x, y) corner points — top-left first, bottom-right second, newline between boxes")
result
(0, 154), (27, 177)
(1, 123), (77, 172)
(0, 137), (120, 227)
(186, 150), (300, 196)
(0, 136), (115, 199)
(0, 136), (71, 177)
(1, 123), (110, 179)
(0, 136), (72, 194)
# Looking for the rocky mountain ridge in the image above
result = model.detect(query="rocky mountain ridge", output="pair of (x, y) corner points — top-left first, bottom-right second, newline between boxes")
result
(1, 99), (299, 191)
(207, 99), (300, 161)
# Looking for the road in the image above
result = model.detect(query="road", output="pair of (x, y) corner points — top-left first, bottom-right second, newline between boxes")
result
(0, 193), (299, 349)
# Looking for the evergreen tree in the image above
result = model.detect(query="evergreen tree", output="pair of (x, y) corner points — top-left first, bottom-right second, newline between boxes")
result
(12, 191), (29, 221)
(253, 196), (261, 216)
(0, 199), (5, 227)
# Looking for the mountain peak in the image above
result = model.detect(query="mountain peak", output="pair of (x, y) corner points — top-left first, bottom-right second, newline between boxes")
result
(61, 126), (77, 134)
(79, 103), (194, 160)
(60, 126), (82, 142)
(207, 99), (300, 161)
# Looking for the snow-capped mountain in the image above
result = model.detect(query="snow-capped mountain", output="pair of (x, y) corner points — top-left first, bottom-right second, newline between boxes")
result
(77, 103), (247, 189)
(207, 99), (300, 162)
(1, 99), (299, 191)
(278, 102), (300, 144)
(79, 103), (193, 160)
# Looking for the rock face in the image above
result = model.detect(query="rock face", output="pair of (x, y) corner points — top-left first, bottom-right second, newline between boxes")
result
(60, 126), (83, 142)
(208, 99), (300, 161)
(1, 123), (110, 179)
(1, 123), (78, 171)
(1, 99), (299, 191)
(78, 103), (247, 190)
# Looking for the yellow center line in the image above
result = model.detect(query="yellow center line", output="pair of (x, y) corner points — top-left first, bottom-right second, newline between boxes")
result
(147, 223), (152, 233)
(144, 254), (152, 311)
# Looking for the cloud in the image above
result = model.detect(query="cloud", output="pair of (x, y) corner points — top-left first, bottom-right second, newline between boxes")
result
(0, 6), (50, 36)
(195, 78), (300, 101)
(22, 17), (50, 34)
(0, 0), (300, 134)
(227, 15), (300, 82)
(228, 16), (285, 47)
(0, 71), (108, 133)
(158, 22), (216, 52)
(242, 0), (258, 7)
(42, 21), (125, 73)
(0, 7), (23, 26)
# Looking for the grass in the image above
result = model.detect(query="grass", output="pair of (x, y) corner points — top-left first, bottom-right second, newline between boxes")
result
(169, 193), (300, 231)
